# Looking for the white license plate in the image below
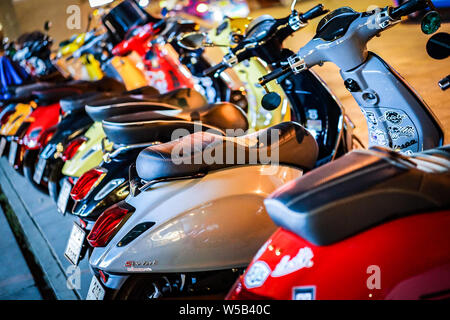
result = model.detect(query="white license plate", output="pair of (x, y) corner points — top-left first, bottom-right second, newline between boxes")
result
(64, 223), (86, 266)
(8, 141), (18, 166)
(57, 179), (72, 214)
(0, 137), (6, 157)
(33, 157), (47, 184)
(86, 276), (105, 300)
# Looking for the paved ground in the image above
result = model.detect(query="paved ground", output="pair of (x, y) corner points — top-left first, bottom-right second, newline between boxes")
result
(0, 158), (91, 300)
(0, 206), (42, 300)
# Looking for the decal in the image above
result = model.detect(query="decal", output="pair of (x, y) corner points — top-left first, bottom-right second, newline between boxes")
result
(125, 260), (157, 272)
(307, 109), (319, 120)
(292, 286), (316, 300)
(393, 139), (417, 150)
(369, 129), (388, 146)
(272, 247), (314, 277)
(306, 120), (322, 132)
(388, 125), (415, 140)
(244, 261), (271, 289)
(381, 111), (406, 125)
(365, 111), (378, 128)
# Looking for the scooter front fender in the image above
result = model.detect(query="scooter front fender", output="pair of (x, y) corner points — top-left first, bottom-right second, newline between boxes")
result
(90, 165), (302, 274)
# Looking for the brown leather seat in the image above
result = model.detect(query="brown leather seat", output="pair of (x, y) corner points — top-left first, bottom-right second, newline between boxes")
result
(136, 121), (318, 182)
(102, 102), (249, 145)
(265, 146), (450, 246)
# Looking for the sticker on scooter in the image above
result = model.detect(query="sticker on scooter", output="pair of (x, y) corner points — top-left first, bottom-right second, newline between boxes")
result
(244, 261), (271, 289)
(292, 286), (316, 300)
(365, 111), (378, 129)
(369, 129), (388, 146)
(388, 126), (415, 140)
(271, 247), (314, 277)
(393, 139), (417, 150)
(381, 111), (406, 125)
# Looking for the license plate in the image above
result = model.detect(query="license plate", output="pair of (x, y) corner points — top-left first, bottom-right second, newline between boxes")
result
(57, 179), (72, 214)
(86, 276), (105, 300)
(64, 223), (86, 266)
(8, 141), (18, 166)
(33, 157), (47, 184)
(0, 138), (6, 157)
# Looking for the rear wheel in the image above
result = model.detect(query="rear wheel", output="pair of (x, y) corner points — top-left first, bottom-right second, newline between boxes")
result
(113, 270), (241, 300)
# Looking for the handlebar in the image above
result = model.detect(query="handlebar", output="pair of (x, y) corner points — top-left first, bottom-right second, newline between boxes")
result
(390, 0), (429, 19)
(259, 64), (293, 87)
(300, 4), (328, 22)
(203, 61), (228, 77)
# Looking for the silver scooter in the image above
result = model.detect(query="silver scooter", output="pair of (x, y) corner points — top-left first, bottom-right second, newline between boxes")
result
(85, 0), (443, 300)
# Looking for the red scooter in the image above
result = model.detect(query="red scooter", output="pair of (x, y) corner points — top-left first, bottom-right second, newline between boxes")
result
(227, 145), (450, 300)
(111, 19), (197, 93)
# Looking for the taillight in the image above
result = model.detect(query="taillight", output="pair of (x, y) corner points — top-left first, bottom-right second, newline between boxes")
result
(225, 277), (270, 300)
(70, 168), (106, 201)
(62, 137), (87, 161)
(87, 202), (134, 247)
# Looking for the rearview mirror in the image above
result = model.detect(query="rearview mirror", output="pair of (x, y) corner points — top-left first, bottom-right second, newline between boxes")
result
(261, 92), (281, 111)
(44, 20), (52, 32)
(177, 32), (207, 51)
(426, 32), (449, 60)
(421, 11), (441, 35)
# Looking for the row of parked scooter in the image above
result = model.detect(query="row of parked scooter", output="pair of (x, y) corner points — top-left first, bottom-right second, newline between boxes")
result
(0, 0), (449, 300)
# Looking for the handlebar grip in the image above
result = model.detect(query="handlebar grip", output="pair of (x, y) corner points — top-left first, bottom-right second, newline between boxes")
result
(300, 4), (328, 21)
(439, 75), (450, 91)
(203, 61), (227, 77)
(259, 65), (292, 86)
(390, 0), (429, 19)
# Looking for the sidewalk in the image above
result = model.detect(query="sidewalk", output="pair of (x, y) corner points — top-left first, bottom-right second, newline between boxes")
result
(0, 206), (42, 300)
(0, 158), (91, 300)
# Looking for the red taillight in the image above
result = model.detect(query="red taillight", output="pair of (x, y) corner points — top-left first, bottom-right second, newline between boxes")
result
(87, 203), (132, 247)
(62, 137), (87, 161)
(70, 168), (106, 201)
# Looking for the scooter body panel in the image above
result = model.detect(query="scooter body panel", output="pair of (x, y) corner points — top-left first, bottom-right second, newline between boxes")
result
(71, 148), (142, 220)
(90, 165), (302, 275)
(61, 122), (111, 178)
(230, 210), (450, 300)
(341, 53), (443, 153)
(0, 102), (35, 137)
(21, 102), (61, 150)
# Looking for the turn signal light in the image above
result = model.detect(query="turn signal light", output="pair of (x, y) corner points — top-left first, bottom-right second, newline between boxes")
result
(87, 202), (134, 247)
(62, 137), (87, 161)
(70, 168), (106, 201)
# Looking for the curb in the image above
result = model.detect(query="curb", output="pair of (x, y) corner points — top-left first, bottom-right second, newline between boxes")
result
(0, 159), (80, 300)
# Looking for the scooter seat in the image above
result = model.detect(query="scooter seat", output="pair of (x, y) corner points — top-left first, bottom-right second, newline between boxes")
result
(136, 121), (318, 182)
(59, 85), (158, 114)
(264, 146), (450, 246)
(102, 102), (249, 145)
(32, 87), (85, 105)
(85, 88), (207, 122)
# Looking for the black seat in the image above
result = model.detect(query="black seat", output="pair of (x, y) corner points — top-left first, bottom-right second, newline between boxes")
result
(265, 146), (450, 246)
(85, 88), (207, 122)
(60, 85), (158, 114)
(102, 102), (249, 145)
(136, 121), (319, 182)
